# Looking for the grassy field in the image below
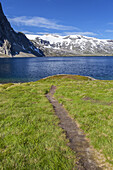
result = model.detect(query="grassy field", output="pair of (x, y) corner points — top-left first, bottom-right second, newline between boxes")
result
(0, 75), (113, 169)
(53, 75), (113, 166)
(0, 81), (75, 169)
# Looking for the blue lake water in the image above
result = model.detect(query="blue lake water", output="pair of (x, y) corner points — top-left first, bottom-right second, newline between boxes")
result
(0, 56), (113, 83)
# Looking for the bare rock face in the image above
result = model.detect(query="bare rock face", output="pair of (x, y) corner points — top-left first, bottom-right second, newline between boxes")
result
(0, 40), (11, 56)
(0, 3), (44, 57)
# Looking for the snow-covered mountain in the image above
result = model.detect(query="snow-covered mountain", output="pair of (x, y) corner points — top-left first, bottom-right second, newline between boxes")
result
(26, 34), (113, 56)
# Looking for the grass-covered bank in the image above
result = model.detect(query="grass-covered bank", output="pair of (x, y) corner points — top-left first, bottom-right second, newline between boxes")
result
(0, 75), (113, 169)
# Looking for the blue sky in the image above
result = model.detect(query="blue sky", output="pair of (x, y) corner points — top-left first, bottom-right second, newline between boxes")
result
(1, 0), (113, 39)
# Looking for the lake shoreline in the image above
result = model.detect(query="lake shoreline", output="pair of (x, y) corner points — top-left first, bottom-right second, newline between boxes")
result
(0, 75), (97, 85)
(0, 54), (113, 58)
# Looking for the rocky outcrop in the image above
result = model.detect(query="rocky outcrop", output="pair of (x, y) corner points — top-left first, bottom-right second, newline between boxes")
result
(0, 3), (44, 57)
(32, 39), (76, 56)
(0, 40), (11, 56)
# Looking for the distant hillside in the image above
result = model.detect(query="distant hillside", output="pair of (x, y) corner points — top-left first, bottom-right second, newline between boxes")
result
(26, 34), (113, 56)
(0, 3), (44, 57)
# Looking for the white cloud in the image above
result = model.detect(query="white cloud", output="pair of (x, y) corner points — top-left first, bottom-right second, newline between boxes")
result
(36, 32), (53, 35)
(35, 32), (65, 35)
(20, 30), (34, 34)
(108, 22), (113, 25)
(105, 30), (113, 33)
(8, 16), (78, 31)
(30, 31), (97, 36)
(64, 32), (97, 36)
(16, 30), (97, 38)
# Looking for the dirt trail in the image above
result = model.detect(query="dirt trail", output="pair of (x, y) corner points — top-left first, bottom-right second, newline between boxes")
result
(46, 85), (102, 170)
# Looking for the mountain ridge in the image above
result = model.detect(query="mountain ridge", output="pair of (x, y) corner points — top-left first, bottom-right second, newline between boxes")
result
(26, 34), (113, 56)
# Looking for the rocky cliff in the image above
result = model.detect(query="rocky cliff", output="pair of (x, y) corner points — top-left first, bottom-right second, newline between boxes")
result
(0, 3), (44, 57)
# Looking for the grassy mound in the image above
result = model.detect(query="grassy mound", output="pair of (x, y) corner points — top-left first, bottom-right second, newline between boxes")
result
(0, 74), (113, 169)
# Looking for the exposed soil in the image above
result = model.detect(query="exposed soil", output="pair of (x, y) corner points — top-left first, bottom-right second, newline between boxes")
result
(46, 85), (102, 170)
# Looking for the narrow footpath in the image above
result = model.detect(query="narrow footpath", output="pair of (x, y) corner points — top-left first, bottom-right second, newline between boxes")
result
(46, 85), (102, 170)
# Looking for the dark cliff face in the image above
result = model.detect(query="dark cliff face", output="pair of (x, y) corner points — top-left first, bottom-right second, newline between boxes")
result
(0, 3), (44, 57)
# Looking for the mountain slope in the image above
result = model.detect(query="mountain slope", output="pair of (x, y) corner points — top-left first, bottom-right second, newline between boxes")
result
(26, 34), (113, 56)
(0, 3), (44, 57)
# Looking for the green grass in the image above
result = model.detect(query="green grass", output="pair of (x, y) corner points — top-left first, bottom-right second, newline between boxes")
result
(53, 75), (113, 165)
(0, 81), (75, 169)
(0, 75), (113, 169)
